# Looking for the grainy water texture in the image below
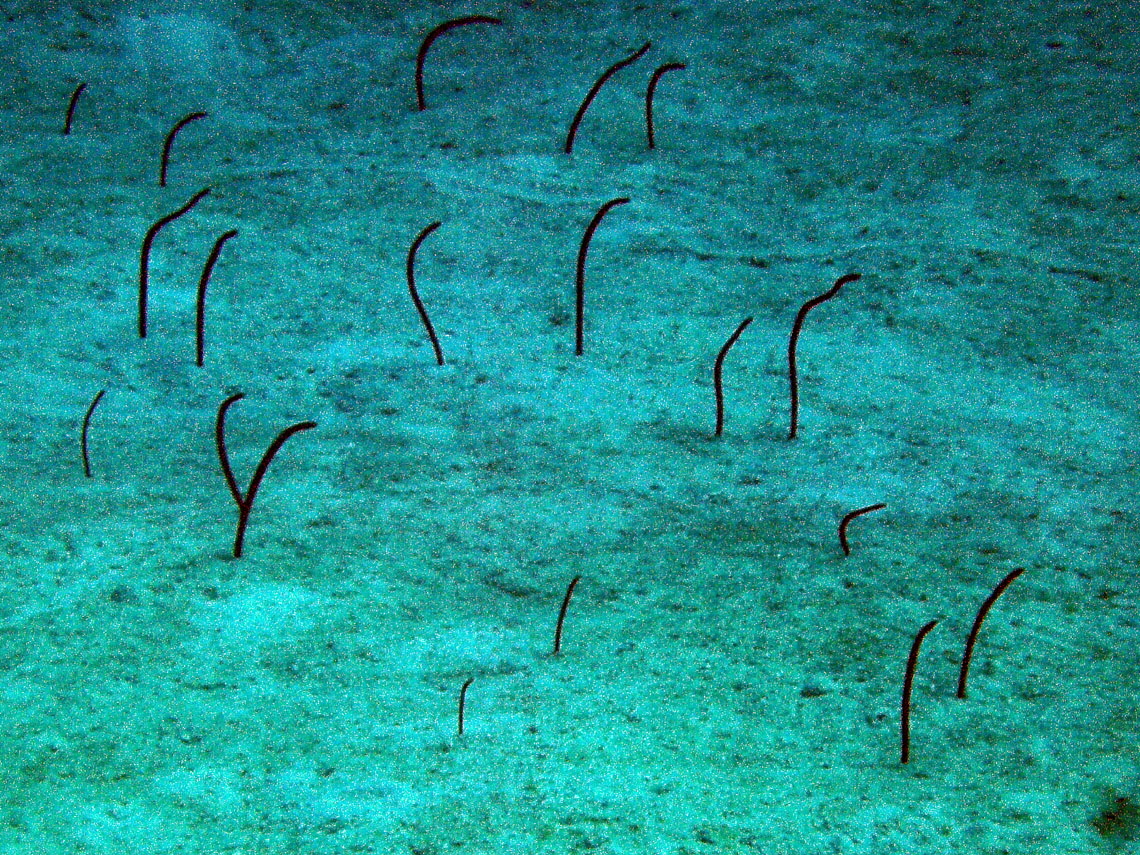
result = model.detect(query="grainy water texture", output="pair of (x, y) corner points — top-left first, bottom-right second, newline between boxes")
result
(0, 1), (1137, 853)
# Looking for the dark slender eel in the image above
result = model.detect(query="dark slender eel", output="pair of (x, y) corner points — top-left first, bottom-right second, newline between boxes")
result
(553, 575), (582, 655)
(645, 62), (685, 149)
(576, 197), (631, 356)
(63, 82), (86, 136)
(713, 317), (753, 437)
(565, 42), (651, 154)
(160, 111), (208, 187)
(215, 393), (317, 558)
(787, 272), (861, 439)
(138, 187), (210, 338)
(415, 16), (504, 111)
(196, 230), (238, 367)
(458, 677), (475, 736)
(838, 503), (887, 556)
(81, 389), (106, 478)
(407, 221), (445, 365)
(901, 619), (938, 764)
(216, 394), (245, 506)
(233, 421), (317, 558)
(957, 568), (1025, 699)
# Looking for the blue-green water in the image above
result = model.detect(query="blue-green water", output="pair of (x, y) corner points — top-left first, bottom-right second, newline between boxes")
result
(1, 1), (1137, 852)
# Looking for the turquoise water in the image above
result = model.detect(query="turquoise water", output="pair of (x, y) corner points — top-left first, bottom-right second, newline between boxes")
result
(1, 1), (1137, 852)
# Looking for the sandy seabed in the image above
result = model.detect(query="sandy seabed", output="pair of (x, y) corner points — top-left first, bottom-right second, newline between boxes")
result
(0, 1), (1138, 853)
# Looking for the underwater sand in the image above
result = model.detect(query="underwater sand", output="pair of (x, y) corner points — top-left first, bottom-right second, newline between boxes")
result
(0, 1), (1138, 852)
